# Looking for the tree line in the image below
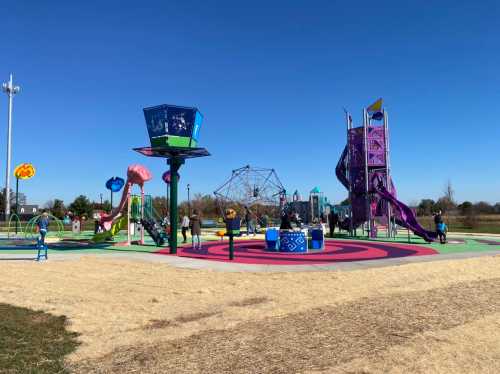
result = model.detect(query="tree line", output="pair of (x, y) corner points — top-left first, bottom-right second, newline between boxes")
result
(414, 181), (500, 229)
(415, 181), (499, 215)
(416, 199), (500, 216)
(34, 193), (222, 220)
(36, 193), (275, 222)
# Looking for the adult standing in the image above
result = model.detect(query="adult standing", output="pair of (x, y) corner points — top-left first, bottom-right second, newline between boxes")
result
(190, 210), (202, 250)
(328, 211), (339, 237)
(181, 214), (190, 243)
(280, 209), (293, 230)
(244, 206), (255, 236)
(434, 210), (443, 230)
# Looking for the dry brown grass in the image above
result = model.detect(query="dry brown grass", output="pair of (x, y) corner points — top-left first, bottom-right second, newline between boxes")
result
(0, 255), (499, 373)
(73, 278), (500, 373)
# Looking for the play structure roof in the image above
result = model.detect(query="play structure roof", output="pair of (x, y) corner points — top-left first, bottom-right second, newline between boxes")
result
(133, 146), (210, 160)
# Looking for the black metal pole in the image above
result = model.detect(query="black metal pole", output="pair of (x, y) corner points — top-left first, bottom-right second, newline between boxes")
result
(166, 184), (169, 220)
(229, 234), (234, 260)
(168, 157), (184, 254)
(187, 184), (191, 216)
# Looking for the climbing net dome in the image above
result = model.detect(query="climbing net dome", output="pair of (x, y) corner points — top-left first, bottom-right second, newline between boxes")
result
(214, 165), (286, 214)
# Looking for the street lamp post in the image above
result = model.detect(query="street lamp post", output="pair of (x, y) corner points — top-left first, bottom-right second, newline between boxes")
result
(187, 184), (191, 216)
(2, 74), (20, 221)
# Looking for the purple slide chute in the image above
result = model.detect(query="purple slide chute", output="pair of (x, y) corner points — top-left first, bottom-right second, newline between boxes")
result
(374, 183), (437, 242)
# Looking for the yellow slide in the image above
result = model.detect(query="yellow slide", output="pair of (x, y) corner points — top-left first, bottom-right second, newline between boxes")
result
(91, 216), (127, 243)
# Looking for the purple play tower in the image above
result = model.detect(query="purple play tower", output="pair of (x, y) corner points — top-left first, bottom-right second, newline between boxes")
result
(336, 100), (437, 242)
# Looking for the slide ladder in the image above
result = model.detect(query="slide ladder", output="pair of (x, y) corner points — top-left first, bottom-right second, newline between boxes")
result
(140, 218), (168, 246)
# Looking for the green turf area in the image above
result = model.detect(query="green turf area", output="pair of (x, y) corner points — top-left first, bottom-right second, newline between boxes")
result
(0, 303), (79, 373)
(329, 232), (499, 254)
(427, 238), (499, 254)
(1, 229), (498, 256)
(0, 230), (221, 255)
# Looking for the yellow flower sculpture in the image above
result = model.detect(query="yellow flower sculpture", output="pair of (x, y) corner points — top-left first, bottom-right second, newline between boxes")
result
(14, 163), (36, 180)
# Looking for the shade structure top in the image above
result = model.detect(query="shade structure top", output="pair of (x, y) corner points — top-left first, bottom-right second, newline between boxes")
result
(133, 145), (210, 160)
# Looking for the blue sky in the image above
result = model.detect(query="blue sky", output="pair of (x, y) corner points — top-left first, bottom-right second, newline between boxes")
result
(1, 0), (499, 207)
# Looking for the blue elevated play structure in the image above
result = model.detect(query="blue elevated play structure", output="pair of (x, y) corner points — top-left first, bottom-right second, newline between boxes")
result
(265, 227), (324, 252)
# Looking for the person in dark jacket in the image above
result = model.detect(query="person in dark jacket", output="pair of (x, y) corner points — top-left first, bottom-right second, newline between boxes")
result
(434, 210), (443, 235)
(280, 210), (293, 230)
(190, 210), (202, 250)
(244, 206), (255, 236)
(328, 211), (339, 237)
(434, 210), (443, 226)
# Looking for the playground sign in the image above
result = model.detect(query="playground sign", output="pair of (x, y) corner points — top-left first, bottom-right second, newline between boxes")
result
(162, 170), (180, 184)
(14, 163), (35, 179)
(105, 176), (125, 192)
(143, 104), (203, 148)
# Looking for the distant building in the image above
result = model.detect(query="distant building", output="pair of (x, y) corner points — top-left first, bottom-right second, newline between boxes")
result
(17, 205), (39, 219)
(287, 187), (329, 224)
(14, 193), (27, 206)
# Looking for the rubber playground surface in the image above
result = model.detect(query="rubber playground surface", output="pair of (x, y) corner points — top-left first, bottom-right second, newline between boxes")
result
(156, 239), (437, 265)
(1, 231), (498, 268)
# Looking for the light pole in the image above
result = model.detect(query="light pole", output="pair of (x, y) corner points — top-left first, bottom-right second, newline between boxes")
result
(2, 74), (20, 221)
(187, 183), (191, 216)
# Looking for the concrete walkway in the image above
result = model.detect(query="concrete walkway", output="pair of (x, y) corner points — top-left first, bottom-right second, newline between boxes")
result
(0, 249), (497, 272)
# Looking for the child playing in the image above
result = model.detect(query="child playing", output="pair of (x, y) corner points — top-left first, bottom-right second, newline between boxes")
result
(37, 212), (50, 246)
(437, 221), (447, 244)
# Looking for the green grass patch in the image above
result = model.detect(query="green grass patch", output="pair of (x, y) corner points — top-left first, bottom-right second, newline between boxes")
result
(418, 215), (500, 234)
(0, 303), (79, 373)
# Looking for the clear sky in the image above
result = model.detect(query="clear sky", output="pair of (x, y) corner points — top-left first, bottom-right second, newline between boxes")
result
(1, 0), (499, 207)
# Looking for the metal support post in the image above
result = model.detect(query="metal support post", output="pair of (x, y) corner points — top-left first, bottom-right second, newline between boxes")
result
(383, 110), (392, 238)
(2, 74), (20, 221)
(363, 109), (371, 237)
(346, 111), (354, 236)
(168, 157), (184, 254)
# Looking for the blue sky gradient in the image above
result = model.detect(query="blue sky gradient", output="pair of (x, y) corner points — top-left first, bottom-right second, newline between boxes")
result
(1, 0), (499, 206)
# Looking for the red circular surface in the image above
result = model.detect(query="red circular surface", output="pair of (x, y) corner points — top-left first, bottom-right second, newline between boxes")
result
(155, 240), (437, 265)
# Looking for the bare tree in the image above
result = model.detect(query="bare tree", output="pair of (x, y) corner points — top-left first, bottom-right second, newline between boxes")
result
(444, 179), (455, 205)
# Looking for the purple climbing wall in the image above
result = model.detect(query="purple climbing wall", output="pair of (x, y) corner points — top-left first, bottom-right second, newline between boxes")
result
(343, 125), (390, 226)
(367, 126), (386, 167)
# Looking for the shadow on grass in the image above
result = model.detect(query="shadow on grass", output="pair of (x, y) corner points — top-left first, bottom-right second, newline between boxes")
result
(0, 257), (38, 261)
(0, 303), (79, 373)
